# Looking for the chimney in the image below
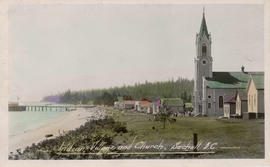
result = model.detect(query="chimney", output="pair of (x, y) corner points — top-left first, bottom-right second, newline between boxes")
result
(241, 66), (248, 74)
(241, 66), (245, 72)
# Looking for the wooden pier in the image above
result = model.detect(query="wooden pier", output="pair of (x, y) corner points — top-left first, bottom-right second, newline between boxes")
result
(9, 104), (95, 112)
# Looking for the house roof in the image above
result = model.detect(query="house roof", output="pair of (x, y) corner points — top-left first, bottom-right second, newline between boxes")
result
(140, 100), (152, 107)
(224, 95), (236, 104)
(249, 74), (264, 90)
(141, 98), (152, 102)
(199, 13), (209, 39)
(161, 98), (184, 106)
(205, 72), (263, 89)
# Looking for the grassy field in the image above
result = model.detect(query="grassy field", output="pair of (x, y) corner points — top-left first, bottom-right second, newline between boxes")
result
(107, 107), (264, 159)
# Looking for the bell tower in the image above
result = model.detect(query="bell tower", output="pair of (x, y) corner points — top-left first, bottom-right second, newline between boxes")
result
(193, 9), (213, 115)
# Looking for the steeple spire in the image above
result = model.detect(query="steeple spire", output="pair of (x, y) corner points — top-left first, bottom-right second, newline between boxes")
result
(199, 7), (209, 39)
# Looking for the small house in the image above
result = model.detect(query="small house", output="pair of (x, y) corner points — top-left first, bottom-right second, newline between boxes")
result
(245, 74), (264, 119)
(123, 100), (135, 109)
(114, 97), (124, 109)
(139, 100), (152, 113)
(223, 95), (236, 118)
(161, 98), (184, 116)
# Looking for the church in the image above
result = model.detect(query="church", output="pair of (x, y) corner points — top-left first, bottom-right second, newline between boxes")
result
(193, 11), (264, 117)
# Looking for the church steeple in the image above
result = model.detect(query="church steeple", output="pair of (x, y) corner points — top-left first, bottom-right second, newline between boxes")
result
(194, 8), (213, 116)
(199, 8), (209, 39)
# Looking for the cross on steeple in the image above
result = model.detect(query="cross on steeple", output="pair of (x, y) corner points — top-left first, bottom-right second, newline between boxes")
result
(203, 6), (205, 15)
(199, 7), (209, 39)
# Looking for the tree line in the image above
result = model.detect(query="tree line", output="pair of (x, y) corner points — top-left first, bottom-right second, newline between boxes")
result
(43, 77), (194, 105)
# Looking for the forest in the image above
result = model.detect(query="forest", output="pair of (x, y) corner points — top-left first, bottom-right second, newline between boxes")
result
(43, 77), (194, 105)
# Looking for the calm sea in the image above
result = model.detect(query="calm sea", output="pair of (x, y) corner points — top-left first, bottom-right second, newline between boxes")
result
(9, 102), (69, 136)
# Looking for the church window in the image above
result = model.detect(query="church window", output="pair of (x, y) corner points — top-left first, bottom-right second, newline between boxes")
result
(202, 60), (207, 65)
(208, 103), (211, 108)
(208, 95), (211, 99)
(202, 44), (207, 55)
(219, 96), (223, 108)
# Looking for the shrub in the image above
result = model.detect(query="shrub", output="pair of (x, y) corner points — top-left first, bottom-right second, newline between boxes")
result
(113, 122), (128, 133)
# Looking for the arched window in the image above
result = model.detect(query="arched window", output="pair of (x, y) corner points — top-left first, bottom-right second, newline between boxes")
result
(208, 103), (211, 108)
(202, 44), (207, 56)
(219, 96), (223, 108)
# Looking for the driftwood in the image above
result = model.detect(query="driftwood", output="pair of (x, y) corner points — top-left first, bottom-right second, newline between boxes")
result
(45, 134), (53, 138)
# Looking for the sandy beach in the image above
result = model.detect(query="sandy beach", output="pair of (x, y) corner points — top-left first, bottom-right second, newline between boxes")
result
(9, 106), (108, 153)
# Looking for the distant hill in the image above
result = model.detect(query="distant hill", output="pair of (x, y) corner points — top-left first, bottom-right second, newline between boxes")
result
(43, 78), (194, 105)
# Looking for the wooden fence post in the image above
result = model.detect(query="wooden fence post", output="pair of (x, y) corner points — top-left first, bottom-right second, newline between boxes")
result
(193, 133), (198, 152)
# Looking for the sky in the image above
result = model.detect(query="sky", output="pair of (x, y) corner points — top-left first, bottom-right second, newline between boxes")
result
(8, 4), (264, 101)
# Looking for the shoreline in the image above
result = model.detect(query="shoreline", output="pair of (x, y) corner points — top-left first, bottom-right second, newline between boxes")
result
(8, 106), (107, 153)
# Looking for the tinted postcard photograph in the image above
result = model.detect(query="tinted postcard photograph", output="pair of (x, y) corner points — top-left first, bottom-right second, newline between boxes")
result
(3, 1), (268, 163)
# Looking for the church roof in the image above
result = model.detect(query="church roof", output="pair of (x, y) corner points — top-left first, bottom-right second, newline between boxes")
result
(205, 72), (264, 89)
(199, 13), (209, 39)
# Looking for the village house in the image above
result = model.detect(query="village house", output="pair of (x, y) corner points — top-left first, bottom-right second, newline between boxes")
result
(244, 74), (264, 119)
(115, 98), (155, 113)
(114, 97), (125, 109)
(134, 98), (161, 114)
(161, 98), (184, 116)
(123, 100), (135, 109)
(223, 95), (236, 118)
(138, 100), (152, 113)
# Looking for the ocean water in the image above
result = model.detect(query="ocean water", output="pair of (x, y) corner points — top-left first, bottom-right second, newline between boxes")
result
(9, 102), (69, 136)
